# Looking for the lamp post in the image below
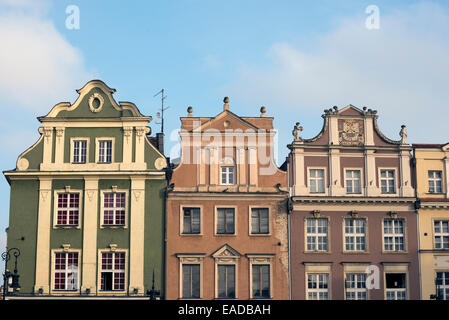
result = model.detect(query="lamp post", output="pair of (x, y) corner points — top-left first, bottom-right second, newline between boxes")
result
(430, 276), (441, 300)
(147, 270), (160, 300)
(1, 248), (21, 300)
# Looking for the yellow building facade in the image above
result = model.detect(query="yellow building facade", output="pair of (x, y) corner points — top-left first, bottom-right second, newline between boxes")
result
(414, 143), (449, 300)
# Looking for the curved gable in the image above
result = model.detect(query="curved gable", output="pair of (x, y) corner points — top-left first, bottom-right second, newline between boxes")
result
(42, 80), (144, 119)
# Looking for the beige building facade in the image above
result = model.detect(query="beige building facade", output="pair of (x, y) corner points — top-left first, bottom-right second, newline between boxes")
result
(413, 143), (449, 300)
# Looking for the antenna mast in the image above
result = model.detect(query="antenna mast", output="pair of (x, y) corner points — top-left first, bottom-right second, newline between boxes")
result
(154, 89), (169, 135)
(154, 89), (170, 155)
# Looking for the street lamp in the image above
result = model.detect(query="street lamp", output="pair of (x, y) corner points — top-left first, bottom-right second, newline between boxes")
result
(147, 270), (160, 300)
(1, 248), (21, 300)
(430, 276), (441, 300)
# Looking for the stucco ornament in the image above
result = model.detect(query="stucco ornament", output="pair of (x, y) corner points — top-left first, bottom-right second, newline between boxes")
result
(292, 122), (303, 141)
(339, 119), (364, 145)
(399, 125), (407, 144)
(154, 157), (167, 170)
(17, 158), (29, 171)
(88, 92), (104, 113)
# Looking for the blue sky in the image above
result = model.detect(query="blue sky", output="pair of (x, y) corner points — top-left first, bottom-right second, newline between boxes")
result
(1, 0), (449, 271)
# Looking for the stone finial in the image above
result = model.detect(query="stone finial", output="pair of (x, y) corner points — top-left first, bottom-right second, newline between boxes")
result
(187, 106), (193, 117)
(223, 97), (230, 111)
(260, 106), (266, 117)
(292, 122), (303, 142)
(399, 125), (407, 144)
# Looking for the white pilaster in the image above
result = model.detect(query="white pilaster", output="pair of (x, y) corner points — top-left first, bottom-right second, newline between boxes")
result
(42, 127), (53, 165)
(54, 127), (65, 164)
(129, 177), (145, 295)
(248, 146), (258, 187)
(365, 150), (377, 196)
(82, 177), (98, 295)
(399, 150), (414, 197)
(122, 127), (133, 164)
(34, 178), (52, 294)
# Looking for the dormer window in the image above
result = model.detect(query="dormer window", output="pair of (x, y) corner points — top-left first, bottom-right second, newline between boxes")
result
(221, 166), (235, 185)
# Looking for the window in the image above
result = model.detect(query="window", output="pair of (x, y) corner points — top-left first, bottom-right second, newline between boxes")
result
(98, 140), (112, 163)
(380, 169), (395, 194)
(383, 219), (405, 252)
(306, 218), (328, 251)
(217, 208), (235, 234)
(345, 273), (367, 300)
(251, 208), (269, 234)
(103, 192), (126, 226)
(54, 252), (79, 290)
(385, 273), (407, 300)
(436, 272), (449, 300)
(221, 166), (235, 185)
(56, 193), (80, 226)
(307, 273), (329, 300)
(429, 171), (443, 193)
(434, 220), (449, 249)
(309, 169), (325, 193)
(346, 170), (362, 194)
(182, 207), (201, 234)
(217, 265), (235, 298)
(182, 264), (200, 298)
(100, 252), (125, 291)
(252, 265), (270, 298)
(344, 219), (366, 252)
(72, 140), (87, 163)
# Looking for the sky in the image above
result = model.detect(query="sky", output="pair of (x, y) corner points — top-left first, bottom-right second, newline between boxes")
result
(1, 0), (449, 272)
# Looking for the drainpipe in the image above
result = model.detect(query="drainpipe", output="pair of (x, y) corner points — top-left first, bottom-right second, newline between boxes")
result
(412, 149), (422, 300)
(286, 155), (292, 300)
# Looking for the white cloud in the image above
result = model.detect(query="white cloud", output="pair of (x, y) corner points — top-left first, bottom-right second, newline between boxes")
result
(224, 2), (449, 143)
(0, 0), (94, 112)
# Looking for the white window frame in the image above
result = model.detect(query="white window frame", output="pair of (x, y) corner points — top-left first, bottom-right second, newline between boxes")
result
(51, 249), (81, 294)
(306, 273), (330, 300)
(70, 138), (89, 164)
(249, 206), (270, 236)
(177, 254), (204, 299)
(344, 273), (368, 300)
(247, 255), (273, 299)
(308, 167), (326, 194)
(382, 218), (406, 252)
(97, 249), (128, 294)
(343, 218), (367, 252)
(384, 272), (407, 300)
(379, 168), (397, 194)
(428, 170), (443, 194)
(100, 189), (129, 229)
(53, 189), (83, 229)
(95, 137), (115, 164)
(220, 166), (235, 185)
(436, 271), (449, 300)
(180, 205), (203, 236)
(344, 168), (362, 194)
(433, 220), (449, 249)
(214, 206), (237, 236)
(305, 217), (329, 252)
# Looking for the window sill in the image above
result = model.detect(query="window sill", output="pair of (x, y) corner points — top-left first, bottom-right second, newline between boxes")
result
(249, 233), (271, 237)
(215, 233), (237, 237)
(100, 225), (127, 229)
(53, 225), (81, 229)
(180, 233), (203, 236)
(304, 250), (331, 254)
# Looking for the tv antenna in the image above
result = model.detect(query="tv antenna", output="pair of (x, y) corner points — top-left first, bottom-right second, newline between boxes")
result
(154, 89), (170, 135)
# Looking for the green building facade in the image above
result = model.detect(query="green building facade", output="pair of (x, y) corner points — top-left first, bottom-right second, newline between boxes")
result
(3, 80), (167, 298)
